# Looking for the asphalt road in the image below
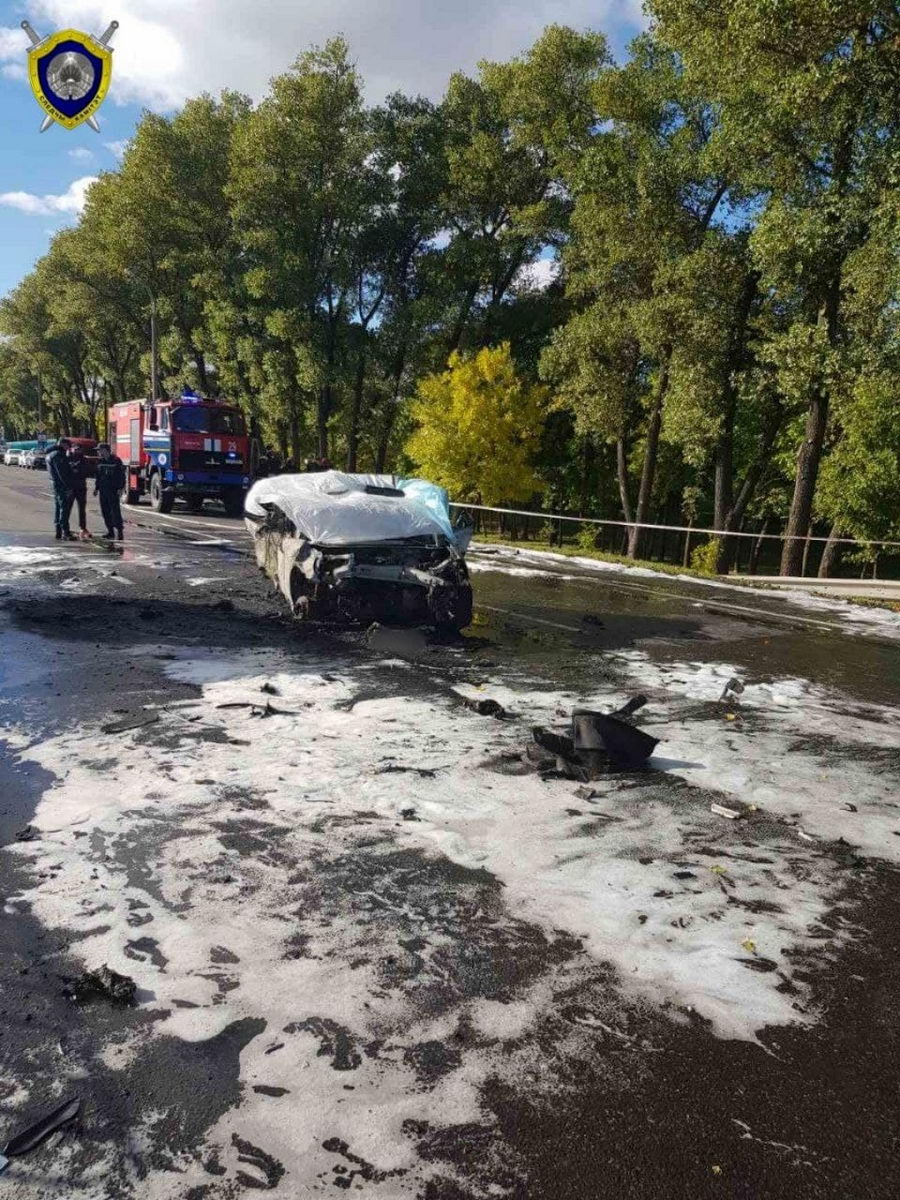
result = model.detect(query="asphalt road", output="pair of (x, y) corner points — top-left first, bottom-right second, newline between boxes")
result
(2, 464), (900, 1199)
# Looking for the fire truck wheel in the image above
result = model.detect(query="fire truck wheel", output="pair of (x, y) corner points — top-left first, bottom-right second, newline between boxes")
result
(150, 472), (174, 514)
(223, 491), (245, 518)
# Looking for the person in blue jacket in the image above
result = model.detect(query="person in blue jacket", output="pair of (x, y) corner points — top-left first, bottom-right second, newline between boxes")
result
(46, 438), (75, 540)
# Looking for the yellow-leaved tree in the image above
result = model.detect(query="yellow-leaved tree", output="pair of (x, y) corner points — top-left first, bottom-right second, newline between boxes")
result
(405, 343), (547, 505)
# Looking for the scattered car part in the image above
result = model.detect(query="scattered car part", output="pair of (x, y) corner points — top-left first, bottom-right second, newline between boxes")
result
(244, 471), (473, 631)
(571, 708), (659, 770)
(101, 711), (160, 734)
(2, 1096), (81, 1164)
(720, 677), (745, 701)
(460, 695), (506, 718)
(711, 803), (742, 820)
(65, 965), (137, 1006)
(529, 696), (658, 778)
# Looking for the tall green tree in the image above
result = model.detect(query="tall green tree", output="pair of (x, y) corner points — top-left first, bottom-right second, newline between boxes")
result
(652, 0), (900, 573)
(545, 36), (738, 557)
(229, 39), (370, 459)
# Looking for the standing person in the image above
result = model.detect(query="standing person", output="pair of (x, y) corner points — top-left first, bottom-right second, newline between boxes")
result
(94, 443), (125, 540)
(66, 443), (91, 540)
(46, 438), (75, 540)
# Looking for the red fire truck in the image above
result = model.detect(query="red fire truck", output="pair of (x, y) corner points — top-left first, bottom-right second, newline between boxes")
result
(108, 390), (251, 516)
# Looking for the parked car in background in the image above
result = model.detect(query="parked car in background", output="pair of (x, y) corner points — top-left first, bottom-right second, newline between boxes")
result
(4, 448), (22, 466)
(23, 447), (48, 470)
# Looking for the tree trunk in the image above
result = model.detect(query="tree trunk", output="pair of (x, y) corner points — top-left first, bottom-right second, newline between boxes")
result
(818, 524), (844, 578)
(627, 351), (669, 559)
(748, 518), (769, 575)
(447, 283), (478, 356)
(682, 518), (693, 568)
(616, 436), (633, 525)
(800, 527), (814, 577)
(375, 342), (410, 473)
(780, 175), (844, 575)
(374, 431), (390, 474)
(713, 413), (734, 532)
(346, 344), (366, 472)
(715, 402), (783, 574)
(290, 405), (302, 471)
(194, 351), (210, 393)
(779, 388), (829, 575)
(249, 412), (262, 476)
(317, 391), (329, 460)
(714, 271), (758, 531)
(578, 437), (594, 515)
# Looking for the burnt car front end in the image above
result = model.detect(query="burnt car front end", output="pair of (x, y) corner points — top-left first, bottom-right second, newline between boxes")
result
(245, 473), (473, 631)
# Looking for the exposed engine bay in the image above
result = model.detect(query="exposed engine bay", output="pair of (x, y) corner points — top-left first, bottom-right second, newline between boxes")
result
(244, 471), (473, 631)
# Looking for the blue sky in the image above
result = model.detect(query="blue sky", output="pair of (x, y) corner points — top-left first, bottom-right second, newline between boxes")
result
(0, 1), (646, 301)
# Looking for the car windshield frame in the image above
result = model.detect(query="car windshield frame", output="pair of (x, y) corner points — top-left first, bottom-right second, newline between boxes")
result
(172, 405), (246, 436)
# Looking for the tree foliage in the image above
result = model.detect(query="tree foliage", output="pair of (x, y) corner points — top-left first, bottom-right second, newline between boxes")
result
(1, 8), (898, 576)
(406, 344), (547, 505)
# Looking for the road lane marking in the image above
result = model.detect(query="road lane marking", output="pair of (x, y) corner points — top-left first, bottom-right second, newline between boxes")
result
(132, 509), (249, 536)
(478, 604), (583, 633)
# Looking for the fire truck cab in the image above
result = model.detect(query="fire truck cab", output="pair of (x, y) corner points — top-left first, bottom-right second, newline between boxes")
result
(108, 390), (251, 516)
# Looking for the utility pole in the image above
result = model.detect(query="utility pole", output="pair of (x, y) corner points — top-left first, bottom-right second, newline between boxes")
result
(129, 273), (159, 400)
(149, 291), (159, 402)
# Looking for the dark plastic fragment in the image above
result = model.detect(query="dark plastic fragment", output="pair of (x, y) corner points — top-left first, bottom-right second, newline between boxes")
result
(3, 1096), (81, 1158)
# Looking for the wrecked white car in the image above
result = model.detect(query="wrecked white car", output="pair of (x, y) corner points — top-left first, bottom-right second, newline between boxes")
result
(244, 471), (473, 630)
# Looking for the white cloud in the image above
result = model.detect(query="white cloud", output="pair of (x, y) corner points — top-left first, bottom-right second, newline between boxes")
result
(104, 139), (129, 160)
(1, 61), (26, 81)
(0, 26), (26, 58)
(0, 175), (97, 216)
(68, 146), (96, 162)
(6, 1), (646, 111)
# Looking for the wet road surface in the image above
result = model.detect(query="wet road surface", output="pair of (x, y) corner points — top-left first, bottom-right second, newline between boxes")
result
(2, 466), (900, 1198)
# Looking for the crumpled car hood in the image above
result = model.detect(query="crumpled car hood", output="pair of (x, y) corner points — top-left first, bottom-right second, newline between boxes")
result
(245, 470), (458, 547)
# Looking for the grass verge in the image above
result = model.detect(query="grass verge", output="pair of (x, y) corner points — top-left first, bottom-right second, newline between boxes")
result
(840, 595), (900, 615)
(472, 536), (900, 613)
(472, 535), (709, 579)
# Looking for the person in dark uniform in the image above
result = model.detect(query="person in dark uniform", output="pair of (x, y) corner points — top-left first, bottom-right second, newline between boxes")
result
(65, 443), (91, 539)
(94, 443), (125, 540)
(46, 438), (75, 540)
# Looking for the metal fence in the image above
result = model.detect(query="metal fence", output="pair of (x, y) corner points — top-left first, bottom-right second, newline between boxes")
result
(449, 502), (900, 580)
